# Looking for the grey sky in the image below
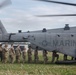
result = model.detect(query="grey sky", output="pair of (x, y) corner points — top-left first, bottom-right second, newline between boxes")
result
(0, 0), (76, 33)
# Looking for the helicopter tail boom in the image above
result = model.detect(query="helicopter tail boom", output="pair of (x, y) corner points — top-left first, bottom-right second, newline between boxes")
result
(0, 20), (7, 34)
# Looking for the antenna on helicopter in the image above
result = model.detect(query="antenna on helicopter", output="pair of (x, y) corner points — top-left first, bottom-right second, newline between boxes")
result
(36, 0), (76, 17)
(0, 0), (12, 9)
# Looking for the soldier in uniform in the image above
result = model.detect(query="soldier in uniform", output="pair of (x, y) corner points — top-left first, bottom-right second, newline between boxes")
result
(2, 43), (9, 63)
(9, 44), (15, 63)
(22, 47), (26, 63)
(0, 43), (3, 62)
(51, 51), (59, 63)
(27, 46), (32, 63)
(34, 46), (39, 63)
(15, 45), (21, 63)
(43, 50), (48, 64)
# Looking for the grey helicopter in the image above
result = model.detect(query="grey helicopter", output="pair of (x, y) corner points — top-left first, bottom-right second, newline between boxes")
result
(1, 0), (76, 63)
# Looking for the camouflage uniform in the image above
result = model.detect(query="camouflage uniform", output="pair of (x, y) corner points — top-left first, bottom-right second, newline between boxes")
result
(15, 45), (21, 63)
(0, 44), (3, 62)
(9, 44), (15, 63)
(22, 47), (26, 63)
(2, 44), (9, 63)
(34, 47), (39, 63)
(27, 46), (32, 63)
(43, 50), (48, 64)
(51, 51), (59, 63)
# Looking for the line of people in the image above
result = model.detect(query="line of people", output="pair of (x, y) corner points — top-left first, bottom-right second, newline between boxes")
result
(0, 43), (25, 63)
(0, 43), (60, 64)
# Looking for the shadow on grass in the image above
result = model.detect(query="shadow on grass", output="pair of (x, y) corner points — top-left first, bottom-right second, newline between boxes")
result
(1, 60), (76, 66)
(12, 60), (76, 66)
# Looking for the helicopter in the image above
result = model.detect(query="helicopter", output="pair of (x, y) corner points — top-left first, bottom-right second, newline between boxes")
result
(1, 0), (76, 63)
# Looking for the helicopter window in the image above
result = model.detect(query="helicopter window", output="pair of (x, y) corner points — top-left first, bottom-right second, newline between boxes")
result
(71, 35), (74, 37)
(57, 35), (60, 37)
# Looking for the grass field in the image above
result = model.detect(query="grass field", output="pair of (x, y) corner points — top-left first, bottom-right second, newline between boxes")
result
(0, 51), (76, 75)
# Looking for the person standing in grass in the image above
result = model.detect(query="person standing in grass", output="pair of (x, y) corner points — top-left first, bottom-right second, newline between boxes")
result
(2, 43), (9, 63)
(34, 46), (39, 63)
(15, 45), (21, 63)
(27, 46), (32, 63)
(22, 47), (26, 63)
(9, 44), (15, 63)
(43, 50), (48, 64)
(51, 51), (59, 63)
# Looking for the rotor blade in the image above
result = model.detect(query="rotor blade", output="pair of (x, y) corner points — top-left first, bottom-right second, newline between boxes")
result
(0, 0), (12, 9)
(37, 0), (76, 6)
(37, 14), (76, 17)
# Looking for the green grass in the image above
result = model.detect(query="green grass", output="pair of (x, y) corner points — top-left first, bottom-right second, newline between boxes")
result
(0, 51), (76, 75)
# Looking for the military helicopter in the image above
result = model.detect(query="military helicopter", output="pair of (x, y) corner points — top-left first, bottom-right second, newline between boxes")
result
(1, 0), (76, 63)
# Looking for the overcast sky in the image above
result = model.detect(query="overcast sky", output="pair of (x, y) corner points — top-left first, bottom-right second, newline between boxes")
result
(0, 0), (76, 33)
